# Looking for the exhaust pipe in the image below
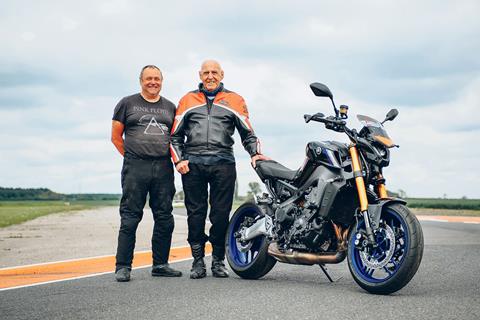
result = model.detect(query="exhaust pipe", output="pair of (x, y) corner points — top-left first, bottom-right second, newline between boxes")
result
(268, 223), (349, 265)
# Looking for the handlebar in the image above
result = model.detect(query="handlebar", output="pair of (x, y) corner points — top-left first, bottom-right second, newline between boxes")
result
(303, 112), (394, 153)
(304, 113), (346, 126)
(305, 112), (374, 148)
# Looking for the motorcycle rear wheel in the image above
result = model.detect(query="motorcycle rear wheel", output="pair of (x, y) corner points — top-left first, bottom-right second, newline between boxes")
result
(347, 203), (424, 294)
(225, 202), (277, 279)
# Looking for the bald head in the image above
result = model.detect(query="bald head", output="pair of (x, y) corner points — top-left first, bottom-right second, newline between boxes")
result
(201, 60), (222, 71)
(199, 59), (224, 91)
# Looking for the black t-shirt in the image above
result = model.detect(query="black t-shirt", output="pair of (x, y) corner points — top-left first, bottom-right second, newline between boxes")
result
(112, 93), (176, 159)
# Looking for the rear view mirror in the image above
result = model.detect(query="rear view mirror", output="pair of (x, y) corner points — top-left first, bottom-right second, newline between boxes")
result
(382, 109), (399, 124)
(310, 83), (333, 99)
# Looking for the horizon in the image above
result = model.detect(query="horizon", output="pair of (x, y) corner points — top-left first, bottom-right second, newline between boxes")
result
(1, 186), (478, 200)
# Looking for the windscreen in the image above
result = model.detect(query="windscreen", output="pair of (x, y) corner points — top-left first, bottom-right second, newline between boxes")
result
(357, 115), (395, 147)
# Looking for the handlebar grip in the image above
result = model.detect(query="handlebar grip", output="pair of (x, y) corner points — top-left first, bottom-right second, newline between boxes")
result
(305, 113), (326, 123)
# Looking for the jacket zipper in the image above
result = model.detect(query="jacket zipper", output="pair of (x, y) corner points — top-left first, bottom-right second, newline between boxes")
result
(206, 98), (212, 150)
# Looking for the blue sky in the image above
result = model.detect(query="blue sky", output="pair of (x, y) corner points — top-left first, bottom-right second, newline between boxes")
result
(1, 0), (479, 198)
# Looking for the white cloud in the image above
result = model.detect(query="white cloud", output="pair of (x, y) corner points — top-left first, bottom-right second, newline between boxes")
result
(61, 17), (79, 31)
(0, 0), (479, 198)
(97, 0), (130, 16)
(20, 31), (36, 41)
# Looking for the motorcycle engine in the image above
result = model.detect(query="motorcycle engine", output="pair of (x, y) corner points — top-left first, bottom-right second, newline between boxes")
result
(274, 187), (332, 252)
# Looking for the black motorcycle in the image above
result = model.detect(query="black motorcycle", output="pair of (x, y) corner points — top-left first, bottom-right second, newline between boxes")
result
(225, 82), (424, 294)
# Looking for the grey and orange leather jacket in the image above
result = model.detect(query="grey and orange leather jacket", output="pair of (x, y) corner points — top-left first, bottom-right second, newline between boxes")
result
(170, 84), (261, 164)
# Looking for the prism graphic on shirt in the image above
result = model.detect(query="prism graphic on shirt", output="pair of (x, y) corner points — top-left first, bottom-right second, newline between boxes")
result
(138, 114), (169, 135)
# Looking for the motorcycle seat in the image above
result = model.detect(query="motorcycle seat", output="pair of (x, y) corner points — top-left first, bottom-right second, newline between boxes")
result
(255, 160), (298, 181)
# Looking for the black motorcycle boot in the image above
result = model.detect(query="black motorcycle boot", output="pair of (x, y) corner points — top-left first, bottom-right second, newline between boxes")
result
(211, 245), (229, 278)
(211, 255), (229, 278)
(152, 264), (182, 277)
(115, 267), (131, 282)
(190, 243), (206, 279)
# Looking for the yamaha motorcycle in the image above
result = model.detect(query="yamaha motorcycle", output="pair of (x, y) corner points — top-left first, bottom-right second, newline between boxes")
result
(225, 82), (424, 294)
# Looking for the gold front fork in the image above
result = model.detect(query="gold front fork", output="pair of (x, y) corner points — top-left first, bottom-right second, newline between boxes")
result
(349, 145), (368, 211)
(377, 174), (388, 199)
(349, 145), (376, 243)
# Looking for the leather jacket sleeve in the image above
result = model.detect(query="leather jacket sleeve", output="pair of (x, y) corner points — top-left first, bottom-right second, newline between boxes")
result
(170, 96), (187, 164)
(233, 98), (261, 157)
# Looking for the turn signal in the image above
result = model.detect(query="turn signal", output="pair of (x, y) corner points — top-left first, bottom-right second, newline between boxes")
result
(339, 105), (349, 119)
(374, 135), (395, 148)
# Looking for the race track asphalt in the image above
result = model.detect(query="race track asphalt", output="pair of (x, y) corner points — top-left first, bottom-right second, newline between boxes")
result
(1, 220), (479, 320)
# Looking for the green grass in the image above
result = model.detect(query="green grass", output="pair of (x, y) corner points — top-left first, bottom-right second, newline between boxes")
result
(410, 207), (480, 217)
(405, 198), (480, 211)
(0, 200), (119, 228)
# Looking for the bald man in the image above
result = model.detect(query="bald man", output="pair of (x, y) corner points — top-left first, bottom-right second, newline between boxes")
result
(171, 60), (268, 279)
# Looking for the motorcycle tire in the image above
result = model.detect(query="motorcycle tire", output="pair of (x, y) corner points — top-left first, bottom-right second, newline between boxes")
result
(225, 202), (277, 279)
(347, 203), (424, 294)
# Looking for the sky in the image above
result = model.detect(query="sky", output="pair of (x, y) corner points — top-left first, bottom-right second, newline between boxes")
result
(0, 0), (479, 198)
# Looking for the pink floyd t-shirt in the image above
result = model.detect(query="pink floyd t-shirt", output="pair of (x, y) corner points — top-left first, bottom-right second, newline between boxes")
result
(113, 94), (176, 159)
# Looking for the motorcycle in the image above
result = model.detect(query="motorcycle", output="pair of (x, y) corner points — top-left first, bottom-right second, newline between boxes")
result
(225, 82), (424, 294)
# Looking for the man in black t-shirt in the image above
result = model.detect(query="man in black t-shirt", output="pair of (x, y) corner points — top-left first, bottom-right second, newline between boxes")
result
(111, 65), (182, 282)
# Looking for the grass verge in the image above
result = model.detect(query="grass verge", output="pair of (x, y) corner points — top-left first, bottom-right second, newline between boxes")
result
(0, 200), (119, 228)
(410, 207), (480, 217)
(406, 198), (480, 211)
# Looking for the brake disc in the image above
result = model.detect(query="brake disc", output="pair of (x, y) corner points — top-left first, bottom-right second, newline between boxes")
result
(360, 224), (396, 269)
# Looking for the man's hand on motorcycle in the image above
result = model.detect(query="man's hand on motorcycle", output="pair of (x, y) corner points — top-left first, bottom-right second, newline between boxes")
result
(251, 154), (271, 168)
(176, 160), (190, 174)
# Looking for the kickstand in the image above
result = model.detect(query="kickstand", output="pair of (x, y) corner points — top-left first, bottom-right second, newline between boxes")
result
(319, 264), (337, 282)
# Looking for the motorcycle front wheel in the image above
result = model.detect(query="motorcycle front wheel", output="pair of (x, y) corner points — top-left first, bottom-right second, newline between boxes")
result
(347, 203), (424, 294)
(225, 202), (276, 279)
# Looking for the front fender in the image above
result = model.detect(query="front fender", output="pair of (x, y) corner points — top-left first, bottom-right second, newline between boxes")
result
(368, 198), (407, 229)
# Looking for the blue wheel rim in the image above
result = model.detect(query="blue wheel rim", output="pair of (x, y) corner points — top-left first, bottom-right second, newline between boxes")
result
(350, 208), (409, 283)
(227, 205), (265, 268)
